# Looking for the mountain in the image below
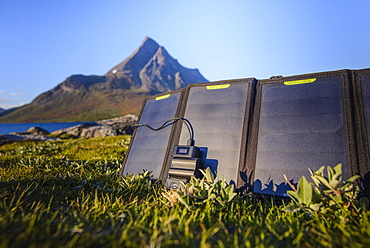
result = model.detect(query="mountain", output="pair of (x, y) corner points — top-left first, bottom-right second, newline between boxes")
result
(0, 37), (208, 123)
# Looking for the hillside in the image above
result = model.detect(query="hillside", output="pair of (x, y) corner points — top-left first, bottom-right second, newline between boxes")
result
(0, 37), (208, 123)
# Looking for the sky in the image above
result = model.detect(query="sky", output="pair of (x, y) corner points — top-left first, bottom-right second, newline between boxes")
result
(1, 0), (370, 110)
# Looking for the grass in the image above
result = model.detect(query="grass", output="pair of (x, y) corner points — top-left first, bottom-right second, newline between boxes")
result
(1, 136), (370, 247)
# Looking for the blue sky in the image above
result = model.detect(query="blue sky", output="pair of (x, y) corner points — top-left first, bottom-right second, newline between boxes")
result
(1, 0), (370, 110)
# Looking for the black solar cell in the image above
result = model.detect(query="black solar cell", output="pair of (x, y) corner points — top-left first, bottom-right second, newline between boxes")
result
(176, 79), (256, 184)
(249, 71), (355, 196)
(121, 91), (183, 178)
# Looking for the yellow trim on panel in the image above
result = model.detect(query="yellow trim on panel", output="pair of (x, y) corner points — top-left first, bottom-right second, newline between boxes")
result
(284, 78), (316, 85)
(155, 94), (170, 100)
(206, 84), (231, 90)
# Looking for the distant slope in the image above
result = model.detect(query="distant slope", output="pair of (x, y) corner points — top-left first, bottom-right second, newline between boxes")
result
(0, 37), (208, 123)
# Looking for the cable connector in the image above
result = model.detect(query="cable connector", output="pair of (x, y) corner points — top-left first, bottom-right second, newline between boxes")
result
(187, 139), (195, 146)
(168, 145), (201, 188)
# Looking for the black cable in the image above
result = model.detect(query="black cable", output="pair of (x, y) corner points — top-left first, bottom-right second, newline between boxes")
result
(133, 117), (195, 145)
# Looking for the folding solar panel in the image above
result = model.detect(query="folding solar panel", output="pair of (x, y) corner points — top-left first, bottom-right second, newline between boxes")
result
(120, 90), (184, 179)
(245, 70), (357, 196)
(172, 79), (256, 185)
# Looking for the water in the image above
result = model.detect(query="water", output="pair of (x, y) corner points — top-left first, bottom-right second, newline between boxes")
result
(0, 122), (93, 135)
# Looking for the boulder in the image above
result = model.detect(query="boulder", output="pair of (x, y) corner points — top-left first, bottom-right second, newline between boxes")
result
(50, 114), (138, 138)
(97, 114), (138, 135)
(0, 134), (59, 145)
(50, 123), (98, 138)
(12, 126), (50, 135)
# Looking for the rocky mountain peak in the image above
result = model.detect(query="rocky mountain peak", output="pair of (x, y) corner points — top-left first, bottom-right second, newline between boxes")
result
(105, 37), (160, 79)
(105, 37), (208, 93)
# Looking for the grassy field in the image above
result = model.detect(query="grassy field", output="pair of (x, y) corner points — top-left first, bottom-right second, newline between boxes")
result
(1, 136), (370, 247)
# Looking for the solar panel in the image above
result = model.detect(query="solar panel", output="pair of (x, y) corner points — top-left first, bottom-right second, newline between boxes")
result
(120, 68), (370, 196)
(246, 70), (357, 196)
(120, 90), (183, 179)
(173, 79), (256, 184)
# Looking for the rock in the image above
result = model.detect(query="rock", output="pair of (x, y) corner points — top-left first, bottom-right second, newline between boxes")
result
(97, 114), (138, 135)
(12, 126), (50, 135)
(1, 126), (53, 144)
(50, 123), (98, 138)
(50, 114), (138, 138)
(96, 114), (137, 125)
(0, 134), (59, 145)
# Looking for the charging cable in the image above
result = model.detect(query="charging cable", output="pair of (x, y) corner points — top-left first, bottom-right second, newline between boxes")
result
(133, 117), (195, 146)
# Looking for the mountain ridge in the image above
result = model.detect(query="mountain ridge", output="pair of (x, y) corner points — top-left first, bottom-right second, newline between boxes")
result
(0, 37), (208, 123)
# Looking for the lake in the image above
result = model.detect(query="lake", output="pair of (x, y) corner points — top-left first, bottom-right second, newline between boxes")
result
(0, 122), (93, 135)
